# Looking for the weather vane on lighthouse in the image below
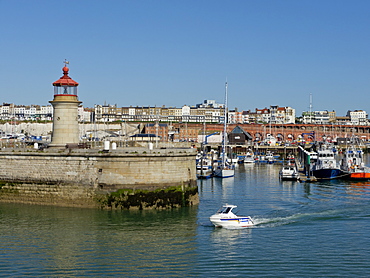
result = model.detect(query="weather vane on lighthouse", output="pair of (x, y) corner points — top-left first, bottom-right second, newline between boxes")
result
(64, 59), (69, 66)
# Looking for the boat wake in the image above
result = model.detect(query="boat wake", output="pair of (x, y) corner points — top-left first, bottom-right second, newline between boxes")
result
(251, 209), (350, 228)
(203, 205), (365, 229)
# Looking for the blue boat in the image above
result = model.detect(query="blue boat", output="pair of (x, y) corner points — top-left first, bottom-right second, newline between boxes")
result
(311, 145), (345, 180)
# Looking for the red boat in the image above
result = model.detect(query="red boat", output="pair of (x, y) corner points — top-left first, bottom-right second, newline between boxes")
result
(341, 146), (370, 180)
(348, 171), (370, 180)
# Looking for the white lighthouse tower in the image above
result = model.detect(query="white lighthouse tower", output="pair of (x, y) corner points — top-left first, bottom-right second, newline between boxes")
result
(49, 61), (82, 148)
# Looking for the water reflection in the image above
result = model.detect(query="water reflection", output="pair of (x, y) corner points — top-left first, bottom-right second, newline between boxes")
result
(211, 227), (252, 245)
(0, 204), (198, 276)
(3, 156), (370, 276)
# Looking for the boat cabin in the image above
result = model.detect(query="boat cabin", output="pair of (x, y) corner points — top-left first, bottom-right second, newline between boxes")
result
(217, 205), (237, 214)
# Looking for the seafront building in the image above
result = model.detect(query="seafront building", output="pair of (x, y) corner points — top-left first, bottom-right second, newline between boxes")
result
(0, 100), (369, 126)
(301, 110), (369, 126)
(302, 110), (333, 124)
(347, 110), (368, 125)
(0, 103), (53, 121)
(0, 102), (296, 124)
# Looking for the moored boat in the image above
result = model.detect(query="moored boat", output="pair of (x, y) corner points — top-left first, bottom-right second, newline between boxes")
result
(214, 164), (235, 178)
(311, 144), (345, 180)
(214, 81), (235, 178)
(196, 157), (213, 179)
(341, 146), (370, 180)
(349, 171), (370, 180)
(244, 150), (255, 163)
(279, 165), (299, 181)
(266, 151), (275, 164)
(209, 204), (254, 228)
(256, 151), (276, 164)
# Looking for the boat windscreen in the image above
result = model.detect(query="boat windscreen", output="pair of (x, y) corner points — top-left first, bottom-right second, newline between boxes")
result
(218, 207), (232, 214)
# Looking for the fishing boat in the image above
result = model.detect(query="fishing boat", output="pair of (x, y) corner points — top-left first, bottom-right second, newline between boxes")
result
(210, 204), (254, 228)
(341, 146), (370, 180)
(214, 81), (235, 178)
(311, 144), (345, 180)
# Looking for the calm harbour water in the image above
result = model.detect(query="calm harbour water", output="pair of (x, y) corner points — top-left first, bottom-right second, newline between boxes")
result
(1, 159), (370, 277)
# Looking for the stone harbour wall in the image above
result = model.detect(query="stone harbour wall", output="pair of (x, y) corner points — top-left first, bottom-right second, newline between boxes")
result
(0, 153), (97, 185)
(0, 182), (97, 208)
(0, 148), (198, 209)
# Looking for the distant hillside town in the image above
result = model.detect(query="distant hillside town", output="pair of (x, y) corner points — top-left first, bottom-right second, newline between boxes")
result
(0, 100), (368, 126)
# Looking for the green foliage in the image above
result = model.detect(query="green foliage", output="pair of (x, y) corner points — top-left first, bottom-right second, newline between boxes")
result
(98, 185), (198, 210)
(0, 181), (20, 193)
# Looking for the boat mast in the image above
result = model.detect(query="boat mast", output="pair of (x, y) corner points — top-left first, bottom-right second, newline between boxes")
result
(309, 92), (313, 124)
(222, 81), (228, 168)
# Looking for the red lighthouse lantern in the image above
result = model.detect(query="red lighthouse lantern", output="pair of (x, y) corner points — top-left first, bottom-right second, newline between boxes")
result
(52, 60), (79, 96)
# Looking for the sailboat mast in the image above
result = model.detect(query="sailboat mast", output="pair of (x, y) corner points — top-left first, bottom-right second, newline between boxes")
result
(222, 81), (228, 167)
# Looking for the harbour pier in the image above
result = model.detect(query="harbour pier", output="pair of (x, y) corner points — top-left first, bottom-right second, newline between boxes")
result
(0, 146), (197, 209)
(0, 63), (198, 209)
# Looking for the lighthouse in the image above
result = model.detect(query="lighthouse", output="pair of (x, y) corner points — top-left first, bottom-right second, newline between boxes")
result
(49, 61), (82, 148)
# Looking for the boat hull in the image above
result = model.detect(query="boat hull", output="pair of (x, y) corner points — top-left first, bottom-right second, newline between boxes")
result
(210, 216), (254, 228)
(312, 169), (344, 180)
(197, 171), (213, 179)
(214, 168), (234, 178)
(279, 174), (299, 181)
(348, 172), (370, 180)
(244, 154), (255, 163)
(196, 167), (213, 179)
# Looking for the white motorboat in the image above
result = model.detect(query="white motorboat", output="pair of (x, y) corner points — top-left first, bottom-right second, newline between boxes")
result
(244, 150), (255, 163)
(265, 151), (275, 164)
(210, 204), (254, 228)
(279, 165), (299, 181)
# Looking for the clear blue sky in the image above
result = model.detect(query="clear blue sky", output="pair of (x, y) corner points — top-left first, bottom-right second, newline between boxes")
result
(1, 0), (370, 116)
